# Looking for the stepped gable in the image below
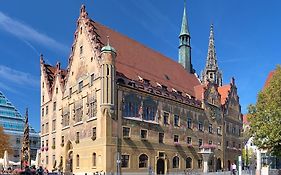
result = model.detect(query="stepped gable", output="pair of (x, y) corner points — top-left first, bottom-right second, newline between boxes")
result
(40, 55), (67, 96)
(91, 21), (201, 97)
(218, 84), (231, 105)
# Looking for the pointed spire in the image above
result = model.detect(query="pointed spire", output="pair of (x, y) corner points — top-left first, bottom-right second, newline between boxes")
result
(201, 24), (223, 86)
(80, 4), (88, 18)
(206, 24), (217, 69)
(180, 0), (190, 36)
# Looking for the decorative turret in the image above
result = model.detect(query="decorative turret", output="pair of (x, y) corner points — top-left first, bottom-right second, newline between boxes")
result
(201, 24), (223, 86)
(100, 37), (117, 116)
(178, 0), (192, 73)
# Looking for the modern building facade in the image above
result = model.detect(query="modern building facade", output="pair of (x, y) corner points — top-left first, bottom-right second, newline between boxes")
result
(40, 3), (243, 174)
(0, 91), (40, 162)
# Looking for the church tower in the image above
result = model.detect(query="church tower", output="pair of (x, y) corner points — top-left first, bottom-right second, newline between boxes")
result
(178, 0), (192, 73)
(201, 24), (223, 86)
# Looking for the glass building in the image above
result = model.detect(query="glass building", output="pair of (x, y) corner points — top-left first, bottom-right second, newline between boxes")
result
(0, 91), (40, 162)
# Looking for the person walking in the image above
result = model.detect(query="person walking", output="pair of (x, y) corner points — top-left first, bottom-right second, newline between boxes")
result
(231, 162), (237, 175)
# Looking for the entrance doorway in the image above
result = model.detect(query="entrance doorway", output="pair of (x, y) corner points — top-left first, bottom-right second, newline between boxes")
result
(65, 141), (73, 173)
(156, 159), (165, 175)
(216, 158), (222, 171)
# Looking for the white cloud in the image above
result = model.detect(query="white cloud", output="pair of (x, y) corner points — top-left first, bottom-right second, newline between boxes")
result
(0, 82), (19, 94)
(0, 11), (68, 54)
(0, 65), (39, 88)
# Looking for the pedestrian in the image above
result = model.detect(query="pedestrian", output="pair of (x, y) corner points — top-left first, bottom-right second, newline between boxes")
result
(231, 162), (237, 175)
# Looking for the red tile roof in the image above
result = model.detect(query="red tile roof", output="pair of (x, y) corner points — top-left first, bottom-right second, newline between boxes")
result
(93, 21), (201, 97)
(264, 70), (275, 89)
(243, 114), (250, 125)
(218, 84), (231, 105)
(194, 84), (207, 101)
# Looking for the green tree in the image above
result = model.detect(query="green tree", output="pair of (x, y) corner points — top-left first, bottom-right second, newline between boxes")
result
(248, 65), (281, 156)
(0, 126), (12, 157)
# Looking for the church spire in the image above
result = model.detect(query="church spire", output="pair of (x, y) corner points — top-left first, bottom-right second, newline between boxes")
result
(201, 24), (223, 86)
(178, 0), (192, 73)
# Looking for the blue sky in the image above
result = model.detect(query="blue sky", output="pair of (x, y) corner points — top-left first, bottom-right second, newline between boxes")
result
(0, 0), (280, 131)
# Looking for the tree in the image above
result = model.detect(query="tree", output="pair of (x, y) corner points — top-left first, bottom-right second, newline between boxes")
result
(248, 65), (281, 156)
(0, 126), (12, 157)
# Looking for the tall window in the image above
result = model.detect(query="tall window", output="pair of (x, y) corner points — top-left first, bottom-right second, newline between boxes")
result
(139, 154), (148, 168)
(163, 112), (169, 125)
(53, 102), (56, 111)
(217, 126), (222, 135)
(140, 130), (148, 140)
(90, 74), (95, 85)
(61, 136), (64, 146)
(143, 106), (156, 121)
(76, 155), (79, 167)
(92, 127), (96, 141)
(174, 115), (179, 127)
(121, 155), (129, 168)
(78, 81), (83, 92)
(187, 137), (192, 144)
(76, 132), (80, 143)
(186, 157), (192, 169)
(74, 100), (83, 123)
(208, 124), (213, 133)
(69, 87), (72, 98)
(173, 156), (179, 168)
(88, 94), (97, 119)
(174, 135), (179, 143)
(46, 155), (49, 164)
(62, 108), (70, 127)
(92, 153), (96, 167)
(46, 122), (49, 133)
(52, 119), (56, 131)
(41, 108), (44, 117)
(124, 101), (138, 118)
(198, 160), (202, 168)
(80, 46), (83, 55)
(198, 121), (203, 131)
(198, 139), (203, 147)
(123, 127), (130, 138)
(46, 106), (48, 115)
(159, 133), (164, 143)
(187, 118), (192, 129)
(52, 138), (55, 147)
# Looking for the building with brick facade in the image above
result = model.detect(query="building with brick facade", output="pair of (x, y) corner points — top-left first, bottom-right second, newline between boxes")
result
(40, 3), (243, 174)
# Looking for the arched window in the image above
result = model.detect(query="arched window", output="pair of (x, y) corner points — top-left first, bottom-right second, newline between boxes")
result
(76, 155), (79, 167)
(173, 156), (179, 168)
(139, 154), (148, 168)
(92, 153), (96, 167)
(186, 157), (192, 169)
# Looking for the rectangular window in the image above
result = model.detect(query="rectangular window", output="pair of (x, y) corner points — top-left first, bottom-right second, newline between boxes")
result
(233, 142), (235, 148)
(46, 122), (49, 133)
(76, 132), (80, 143)
(226, 141), (229, 147)
(163, 112), (169, 125)
(69, 87), (72, 98)
(56, 87), (58, 94)
(198, 160), (202, 168)
(46, 155), (49, 165)
(46, 140), (49, 147)
(159, 133), (164, 143)
(123, 127), (130, 138)
(90, 73), (95, 85)
(217, 126), (222, 135)
(52, 138), (55, 147)
(52, 119), (56, 131)
(92, 127), (96, 140)
(140, 129), (148, 140)
(208, 140), (212, 145)
(208, 124), (213, 133)
(174, 135), (179, 143)
(121, 155), (129, 168)
(76, 155), (80, 167)
(79, 45), (83, 55)
(187, 118), (192, 129)
(198, 121), (203, 131)
(232, 126), (236, 135)
(41, 108), (44, 117)
(52, 155), (55, 166)
(198, 139), (203, 147)
(42, 141), (44, 148)
(238, 144), (241, 149)
(78, 81), (83, 92)
(174, 115), (179, 127)
(46, 106), (48, 115)
(53, 102), (56, 111)
(42, 124), (44, 134)
(187, 137), (192, 144)
(61, 136), (64, 146)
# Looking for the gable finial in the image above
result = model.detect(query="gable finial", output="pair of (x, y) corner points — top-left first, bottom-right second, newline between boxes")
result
(80, 4), (88, 18)
(107, 36), (110, 46)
